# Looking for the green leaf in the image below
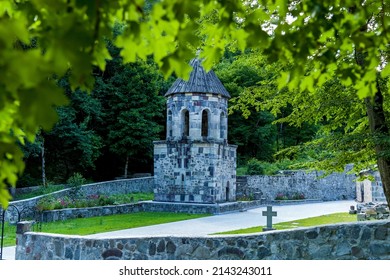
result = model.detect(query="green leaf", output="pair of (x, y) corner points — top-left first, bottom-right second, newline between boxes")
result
(0, 187), (12, 209)
(277, 71), (290, 89)
(300, 76), (314, 92)
(117, 35), (138, 63)
(381, 63), (390, 78)
(93, 42), (112, 70)
(232, 28), (248, 51)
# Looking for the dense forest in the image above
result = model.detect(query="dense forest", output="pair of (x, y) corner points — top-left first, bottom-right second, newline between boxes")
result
(19, 41), (169, 186)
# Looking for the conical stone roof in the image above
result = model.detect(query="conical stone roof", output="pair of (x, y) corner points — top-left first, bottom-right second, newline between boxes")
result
(165, 59), (230, 98)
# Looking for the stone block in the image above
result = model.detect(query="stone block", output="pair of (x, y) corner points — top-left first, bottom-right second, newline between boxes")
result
(357, 213), (366, 221)
(257, 246), (271, 259)
(217, 247), (245, 260)
(305, 230), (319, 239)
(166, 241), (177, 254)
(312, 245), (333, 259)
(335, 241), (351, 257)
(374, 226), (388, 240)
(369, 243), (390, 256)
(102, 248), (123, 260)
(16, 221), (33, 234)
(351, 246), (364, 259)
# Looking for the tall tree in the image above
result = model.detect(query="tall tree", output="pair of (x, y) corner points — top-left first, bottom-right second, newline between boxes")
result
(42, 86), (104, 182)
(215, 53), (277, 162)
(216, 51), (318, 162)
(94, 60), (166, 178)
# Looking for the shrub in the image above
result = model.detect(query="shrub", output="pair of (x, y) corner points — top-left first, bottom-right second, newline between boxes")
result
(74, 200), (87, 208)
(36, 196), (56, 212)
(238, 194), (254, 201)
(291, 192), (305, 200)
(275, 193), (289, 200)
(247, 158), (265, 175)
(57, 196), (72, 209)
(67, 173), (86, 188)
(241, 158), (310, 176)
(274, 192), (305, 200)
(246, 159), (285, 175)
(67, 173), (86, 200)
(98, 195), (115, 206)
(236, 166), (248, 176)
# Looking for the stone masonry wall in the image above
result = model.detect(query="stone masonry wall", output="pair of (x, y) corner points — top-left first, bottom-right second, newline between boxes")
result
(38, 200), (264, 223)
(39, 204), (144, 222)
(4, 177), (154, 222)
(15, 220), (390, 260)
(154, 141), (236, 203)
(141, 200), (263, 215)
(237, 170), (356, 202)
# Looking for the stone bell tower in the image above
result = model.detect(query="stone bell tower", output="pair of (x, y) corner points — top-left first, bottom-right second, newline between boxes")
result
(153, 59), (237, 204)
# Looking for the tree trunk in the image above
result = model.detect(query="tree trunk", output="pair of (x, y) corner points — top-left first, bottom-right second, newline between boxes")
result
(352, 11), (390, 205)
(41, 135), (46, 187)
(124, 156), (129, 179)
(365, 80), (390, 206)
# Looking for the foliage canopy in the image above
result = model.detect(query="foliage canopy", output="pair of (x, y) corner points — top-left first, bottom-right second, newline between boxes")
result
(2, 0), (390, 207)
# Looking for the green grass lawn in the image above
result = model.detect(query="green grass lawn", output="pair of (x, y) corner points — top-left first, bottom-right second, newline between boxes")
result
(213, 212), (357, 235)
(1, 212), (209, 247)
(1, 222), (17, 247)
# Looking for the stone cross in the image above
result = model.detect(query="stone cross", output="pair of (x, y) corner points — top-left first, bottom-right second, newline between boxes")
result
(262, 205), (277, 231)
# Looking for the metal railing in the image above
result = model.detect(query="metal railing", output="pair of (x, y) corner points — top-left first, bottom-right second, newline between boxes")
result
(0, 205), (40, 260)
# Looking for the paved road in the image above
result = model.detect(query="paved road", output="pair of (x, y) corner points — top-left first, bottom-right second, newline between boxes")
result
(89, 200), (355, 237)
(2, 200), (356, 260)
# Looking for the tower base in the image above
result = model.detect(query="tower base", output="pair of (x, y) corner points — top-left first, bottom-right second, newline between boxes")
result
(153, 140), (237, 204)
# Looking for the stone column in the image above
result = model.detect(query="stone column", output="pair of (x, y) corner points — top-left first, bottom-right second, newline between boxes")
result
(15, 221), (33, 260)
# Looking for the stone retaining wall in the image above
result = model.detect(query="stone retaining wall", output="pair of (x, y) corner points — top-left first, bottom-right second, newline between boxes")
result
(237, 169), (356, 202)
(13, 186), (41, 196)
(77, 177), (154, 196)
(37, 200), (265, 223)
(15, 220), (390, 260)
(4, 177), (154, 222)
(142, 200), (263, 215)
(40, 204), (144, 222)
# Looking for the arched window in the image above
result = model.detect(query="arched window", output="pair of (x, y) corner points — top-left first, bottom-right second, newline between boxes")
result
(220, 112), (227, 139)
(167, 110), (173, 138)
(226, 181), (230, 201)
(182, 109), (190, 137)
(201, 110), (209, 137)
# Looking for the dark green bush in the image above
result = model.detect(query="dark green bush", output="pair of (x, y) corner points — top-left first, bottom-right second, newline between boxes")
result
(67, 173), (86, 200)
(66, 173), (86, 188)
(247, 158), (265, 175)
